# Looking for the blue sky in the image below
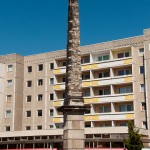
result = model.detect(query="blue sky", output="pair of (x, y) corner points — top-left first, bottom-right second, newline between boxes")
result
(0, 0), (150, 56)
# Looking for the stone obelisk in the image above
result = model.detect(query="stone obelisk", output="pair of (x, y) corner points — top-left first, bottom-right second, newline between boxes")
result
(58, 0), (86, 149)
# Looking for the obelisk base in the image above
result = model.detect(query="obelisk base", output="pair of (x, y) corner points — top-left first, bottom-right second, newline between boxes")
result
(58, 106), (87, 150)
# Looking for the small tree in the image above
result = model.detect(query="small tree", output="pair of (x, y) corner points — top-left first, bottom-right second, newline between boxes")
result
(124, 121), (144, 150)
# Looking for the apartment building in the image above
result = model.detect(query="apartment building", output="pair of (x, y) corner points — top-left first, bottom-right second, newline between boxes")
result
(0, 28), (150, 149)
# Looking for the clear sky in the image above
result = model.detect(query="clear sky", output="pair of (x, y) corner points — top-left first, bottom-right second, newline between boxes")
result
(0, 0), (150, 56)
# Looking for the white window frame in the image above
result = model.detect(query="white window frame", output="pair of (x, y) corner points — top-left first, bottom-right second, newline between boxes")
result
(5, 110), (11, 118)
(7, 80), (13, 87)
(140, 84), (145, 92)
(26, 110), (31, 118)
(7, 65), (13, 72)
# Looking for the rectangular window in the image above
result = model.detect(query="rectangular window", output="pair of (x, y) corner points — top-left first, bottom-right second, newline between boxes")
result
(37, 94), (43, 101)
(62, 77), (66, 82)
(5, 126), (10, 131)
(63, 93), (65, 98)
(140, 66), (144, 74)
(141, 102), (146, 111)
(99, 72), (110, 78)
(142, 121), (147, 129)
(50, 78), (54, 85)
(81, 57), (90, 64)
(26, 111), (31, 117)
(120, 122), (127, 126)
(26, 126), (31, 130)
(7, 65), (13, 72)
(26, 95), (32, 102)
(27, 81), (32, 87)
(119, 104), (132, 112)
(38, 64), (43, 71)
(140, 84), (145, 92)
(62, 61), (66, 66)
(139, 48), (144, 54)
(50, 94), (54, 100)
(99, 89), (110, 95)
(38, 79), (43, 86)
(5, 110), (11, 118)
(37, 125), (42, 130)
(49, 125), (54, 129)
(118, 53), (124, 58)
(6, 95), (12, 102)
(37, 110), (42, 117)
(82, 74), (90, 80)
(98, 55), (109, 61)
(118, 52), (130, 58)
(7, 80), (13, 87)
(50, 109), (54, 116)
(83, 91), (90, 97)
(27, 66), (32, 73)
(50, 63), (54, 70)
(118, 86), (132, 94)
(99, 106), (111, 113)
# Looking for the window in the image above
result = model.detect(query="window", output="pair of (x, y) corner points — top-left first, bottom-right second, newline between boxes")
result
(141, 102), (146, 111)
(7, 65), (13, 72)
(6, 95), (12, 102)
(5, 126), (10, 131)
(140, 66), (144, 74)
(63, 93), (65, 98)
(142, 121), (147, 129)
(26, 95), (32, 102)
(99, 123), (111, 127)
(62, 77), (66, 82)
(27, 81), (32, 87)
(82, 74), (90, 80)
(55, 123), (63, 129)
(99, 72), (110, 78)
(118, 69), (130, 76)
(26, 111), (31, 117)
(118, 52), (130, 58)
(50, 63), (54, 70)
(7, 80), (12, 87)
(98, 55), (109, 61)
(119, 104), (132, 112)
(50, 109), (54, 116)
(50, 78), (54, 85)
(119, 122), (127, 126)
(37, 125), (42, 130)
(50, 94), (54, 100)
(99, 106), (111, 113)
(118, 86), (132, 94)
(81, 57), (90, 64)
(38, 64), (43, 71)
(99, 89), (110, 95)
(27, 66), (32, 73)
(5, 110), (11, 118)
(37, 110), (42, 117)
(140, 84), (145, 92)
(38, 79), (43, 86)
(49, 125), (54, 129)
(37, 94), (43, 101)
(26, 126), (31, 130)
(139, 48), (144, 54)
(62, 61), (66, 66)
(83, 91), (90, 97)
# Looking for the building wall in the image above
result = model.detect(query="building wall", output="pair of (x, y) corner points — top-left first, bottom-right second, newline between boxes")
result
(0, 29), (149, 143)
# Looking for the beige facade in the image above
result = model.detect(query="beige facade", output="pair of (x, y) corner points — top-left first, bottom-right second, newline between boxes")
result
(0, 29), (150, 148)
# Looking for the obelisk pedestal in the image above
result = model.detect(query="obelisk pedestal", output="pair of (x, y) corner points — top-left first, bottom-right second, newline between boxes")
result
(58, 0), (88, 149)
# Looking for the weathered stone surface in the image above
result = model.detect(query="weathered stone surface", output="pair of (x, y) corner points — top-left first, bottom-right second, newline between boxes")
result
(61, 0), (85, 150)
(64, 0), (83, 106)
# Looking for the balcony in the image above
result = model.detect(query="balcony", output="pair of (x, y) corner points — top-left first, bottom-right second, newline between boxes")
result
(84, 113), (134, 121)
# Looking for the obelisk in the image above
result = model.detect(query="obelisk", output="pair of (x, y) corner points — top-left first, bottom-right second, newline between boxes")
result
(58, 0), (86, 149)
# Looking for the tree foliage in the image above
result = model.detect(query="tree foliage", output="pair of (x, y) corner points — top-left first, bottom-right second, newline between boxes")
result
(124, 121), (144, 150)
